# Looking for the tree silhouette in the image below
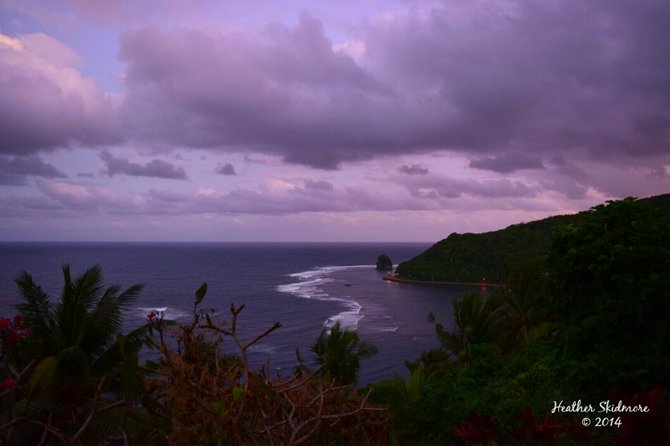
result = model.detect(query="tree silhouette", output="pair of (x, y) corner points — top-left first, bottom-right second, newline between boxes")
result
(311, 322), (378, 386)
(5, 265), (146, 443)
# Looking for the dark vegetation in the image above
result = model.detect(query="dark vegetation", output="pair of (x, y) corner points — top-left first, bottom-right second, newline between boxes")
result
(396, 193), (670, 283)
(1, 195), (670, 444)
(375, 254), (393, 271)
(1, 273), (387, 445)
(372, 195), (670, 444)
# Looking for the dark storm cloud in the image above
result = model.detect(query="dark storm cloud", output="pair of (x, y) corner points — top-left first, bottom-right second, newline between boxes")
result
(100, 150), (188, 180)
(368, 0), (670, 159)
(398, 164), (429, 175)
(113, 1), (670, 178)
(0, 155), (67, 185)
(117, 14), (395, 169)
(216, 163), (237, 176)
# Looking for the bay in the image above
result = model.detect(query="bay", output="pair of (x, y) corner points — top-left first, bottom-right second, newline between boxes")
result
(0, 242), (480, 384)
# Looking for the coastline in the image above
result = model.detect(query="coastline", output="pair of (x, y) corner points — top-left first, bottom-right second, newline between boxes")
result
(382, 274), (504, 288)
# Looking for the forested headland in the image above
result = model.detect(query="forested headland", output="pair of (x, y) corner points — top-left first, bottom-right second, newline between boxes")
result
(395, 194), (670, 284)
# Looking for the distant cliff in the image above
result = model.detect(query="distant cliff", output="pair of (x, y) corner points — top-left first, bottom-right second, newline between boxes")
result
(395, 194), (670, 284)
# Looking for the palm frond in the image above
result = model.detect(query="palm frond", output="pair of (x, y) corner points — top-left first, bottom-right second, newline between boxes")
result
(356, 340), (379, 359)
(71, 265), (106, 312)
(56, 265), (93, 349)
(56, 345), (93, 377)
(86, 284), (143, 357)
(93, 322), (150, 376)
(311, 322), (378, 385)
(15, 270), (55, 347)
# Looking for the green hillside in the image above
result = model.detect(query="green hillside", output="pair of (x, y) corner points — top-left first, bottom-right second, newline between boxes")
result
(395, 194), (670, 284)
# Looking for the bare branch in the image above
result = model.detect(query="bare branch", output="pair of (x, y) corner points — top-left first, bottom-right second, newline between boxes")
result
(242, 321), (282, 352)
(71, 375), (108, 442)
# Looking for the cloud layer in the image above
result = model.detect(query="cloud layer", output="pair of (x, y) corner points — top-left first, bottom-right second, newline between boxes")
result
(3, 1), (669, 175)
(0, 0), (669, 241)
(111, 1), (670, 175)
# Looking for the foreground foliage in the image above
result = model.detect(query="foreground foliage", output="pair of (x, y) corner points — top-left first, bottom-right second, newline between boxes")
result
(1, 270), (388, 445)
(1, 265), (146, 445)
(141, 289), (388, 445)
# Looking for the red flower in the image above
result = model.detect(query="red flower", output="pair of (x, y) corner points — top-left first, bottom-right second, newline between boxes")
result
(611, 385), (670, 446)
(0, 318), (10, 331)
(454, 412), (499, 445)
(0, 377), (16, 391)
(12, 315), (24, 329)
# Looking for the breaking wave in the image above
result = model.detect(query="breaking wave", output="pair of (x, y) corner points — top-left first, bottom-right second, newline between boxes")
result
(277, 265), (372, 330)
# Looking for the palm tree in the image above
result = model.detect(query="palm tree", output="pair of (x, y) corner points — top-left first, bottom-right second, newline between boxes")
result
(431, 292), (502, 362)
(496, 261), (551, 351)
(310, 322), (378, 386)
(8, 265), (146, 443)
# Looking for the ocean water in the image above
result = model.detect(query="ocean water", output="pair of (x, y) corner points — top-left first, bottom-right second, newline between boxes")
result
(0, 242), (481, 384)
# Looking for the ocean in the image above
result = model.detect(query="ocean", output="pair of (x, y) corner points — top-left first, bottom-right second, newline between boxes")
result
(0, 242), (481, 384)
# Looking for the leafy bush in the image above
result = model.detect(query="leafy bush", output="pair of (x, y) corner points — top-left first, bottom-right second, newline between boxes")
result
(374, 342), (577, 444)
(140, 285), (390, 445)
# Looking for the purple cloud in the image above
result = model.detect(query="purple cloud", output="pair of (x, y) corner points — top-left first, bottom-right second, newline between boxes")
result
(397, 174), (537, 200)
(32, 179), (134, 211)
(398, 164), (429, 175)
(1, 0), (669, 237)
(140, 182), (431, 216)
(0, 155), (67, 185)
(108, 1), (670, 181)
(116, 16), (401, 169)
(304, 179), (334, 191)
(0, 33), (118, 156)
(216, 163), (237, 176)
(100, 150), (188, 180)
(470, 153), (545, 173)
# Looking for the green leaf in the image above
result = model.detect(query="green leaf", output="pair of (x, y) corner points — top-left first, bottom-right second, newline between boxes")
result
(29, 356), (58, 396)
(212, 401), (225, 415)
(144, 360), (160, 371)
(116, 333), (126, 356)
(250, 374), (276, 398)
(232, 385), (243, 401)
(195, 283), (208, 305)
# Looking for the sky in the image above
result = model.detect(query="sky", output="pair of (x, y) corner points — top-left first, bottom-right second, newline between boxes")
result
(0, 0), (669, 242)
